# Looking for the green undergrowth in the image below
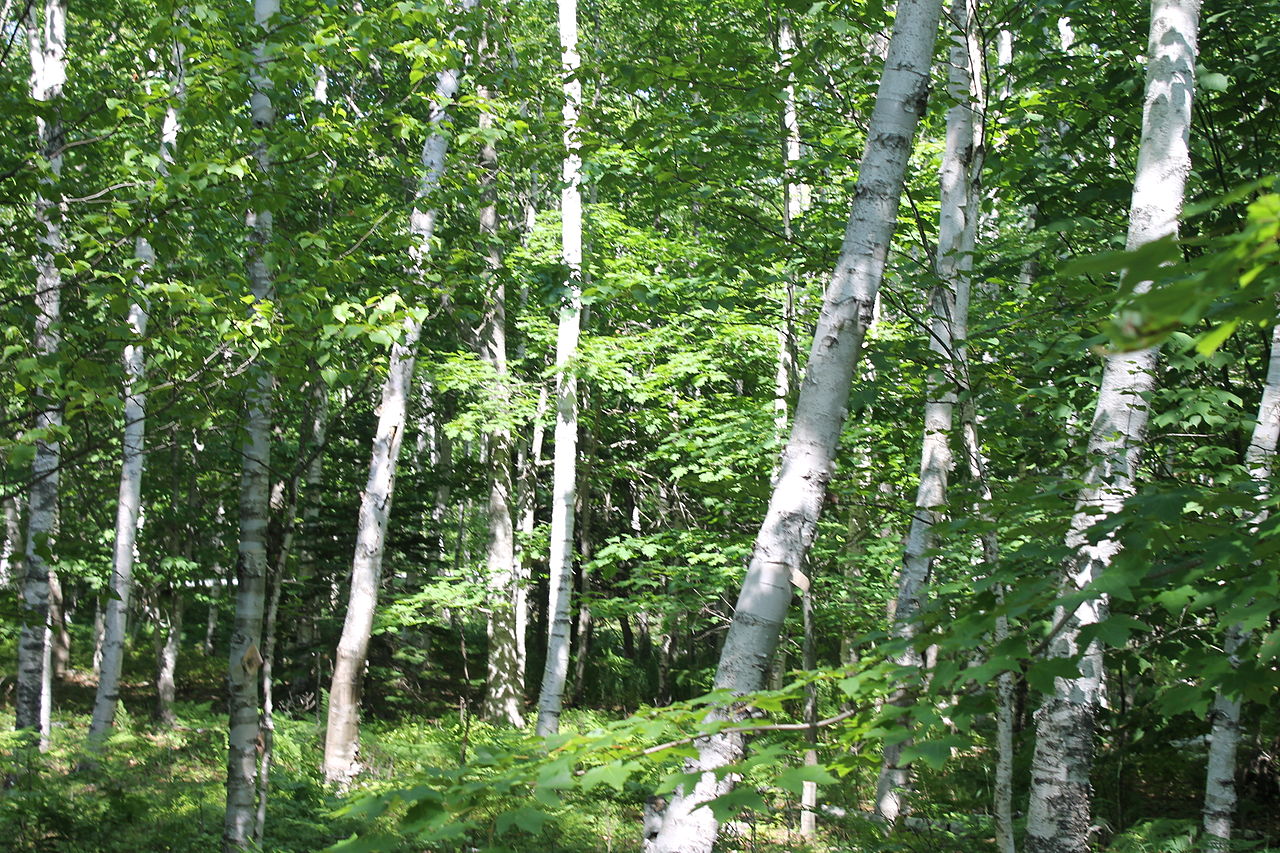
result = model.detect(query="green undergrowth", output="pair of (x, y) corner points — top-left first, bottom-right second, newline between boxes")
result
(0, 701), (1275, 853)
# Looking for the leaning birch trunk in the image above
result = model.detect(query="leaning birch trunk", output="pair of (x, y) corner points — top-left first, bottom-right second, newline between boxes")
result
(875, 0), (979, 822)
(89, 31), (182, 749)
(15, 0), (67, 748)
(1024, 3), (1200, 851)
(224, 0), (278, 846)
(475, 39), (524, 728)
(323, 34), (470, 785)
(534, 0), (584, 738)
(648, 2), (944, 849)
(1202, 320), (1280, 845)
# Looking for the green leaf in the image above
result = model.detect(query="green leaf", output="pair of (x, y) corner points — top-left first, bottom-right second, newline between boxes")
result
(1194, 319), (1239, 355)
(580, 761), (635, 792)
(703, 786), (767, 823)
(1025, 656), (1083, 695)
(495, 806), (549, 835)
(774, 764), (838, 795)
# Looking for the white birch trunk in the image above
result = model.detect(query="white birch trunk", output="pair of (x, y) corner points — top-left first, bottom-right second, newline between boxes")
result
(224, 0), (278, 845)
(534, 0), (584, 737)
(475, 40), (524, 727)
(323, 27), (470, 784)
(772, 14), (803, 454)
(0, 496), (23, 587)
(1202, 623), (1245, 847)
(87, 297), (148, 745)
(1024, 3), (1200, 850)
(88, 31), (182, 748)
(876, 0), (981, 822)
(155, 589), (182, 726)
(649, 2), (944, 849)
(15, 0), (66, 748)
(1202, 320), (1280, 844)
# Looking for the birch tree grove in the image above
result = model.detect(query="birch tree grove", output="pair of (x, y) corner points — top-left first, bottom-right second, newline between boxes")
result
(650, 1), (945, 848)
(4, 0), (1280, 849)
(1024, 2), (1201, 850)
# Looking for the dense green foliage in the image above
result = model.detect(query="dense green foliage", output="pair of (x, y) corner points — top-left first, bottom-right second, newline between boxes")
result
(1, 0), (1280, 849)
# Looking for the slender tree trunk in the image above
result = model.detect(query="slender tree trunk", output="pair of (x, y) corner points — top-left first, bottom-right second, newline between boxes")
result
(323, 19), (472, 783)
(649, 2), (944, 849)
(256, 417), (320, 845)
(476, 28), (524, 727)
(91, 595), (104, 677)
(88, 28), (182, 746)
(48, 572), (68, 681)
(293, 380), (328, 701)
(534, 0), (585, 737)
(798, 581), (818, 836)
(224, 0), (279, 845)
(0, 496), (23, 588)
(876, 0), (981, 821)
(155, 588), (183, 726)
(88, 301), (148, 744)
(1202, 320), (1280, 845)
(1024, 4), (1200, 851)
(15, 0), (67, 750)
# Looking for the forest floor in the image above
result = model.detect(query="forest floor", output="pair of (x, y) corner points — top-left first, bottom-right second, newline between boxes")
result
(1, 650), (1276, 852)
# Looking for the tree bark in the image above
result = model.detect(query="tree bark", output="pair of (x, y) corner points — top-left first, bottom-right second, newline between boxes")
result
(0, 496), (24, 588)
(154, 587), (183, 727)
(89, 28), (182, 748)
(15, 0), (67, 750)
(1024, 3), (1200, 851)
(876, 0), (981, 822)
(649, 2), (944, 849)
(534, 0), (585, 737)
(323, 13), (473, 783)
(224, 0), (279, 845)
(476, 23), (524, 727)
(1202, 319), (1280, 845)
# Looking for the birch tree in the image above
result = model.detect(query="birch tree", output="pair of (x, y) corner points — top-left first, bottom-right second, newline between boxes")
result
(1024, 2), (1201, 850)
(324, 11), (475, 783)
(875, 0), (982, 822)
(88, 30), (184, 749)
(648, 1), (945, 848)
(1202, 319), (1280, 846)
(534, 0), (584, 738)
(473, 16), (525, 728)
(15, 0), (67, 748)
(224, 0), (280, 844)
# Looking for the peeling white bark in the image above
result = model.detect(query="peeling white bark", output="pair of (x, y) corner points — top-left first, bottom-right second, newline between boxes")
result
(876, 0), (981, 823)
(535, 0), (584, 738)
(473, 22), (524, 728)
(16, 0), (66, 749)
(1025, 4), (1200, 851)
(89, 30), (182, 749)
(87, 296), (148, 746)
(649, 2), (944, 850)
(323, 7), (475, 783)
(224, 0), (278, 846)
(1202, 319), (1280, 844)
